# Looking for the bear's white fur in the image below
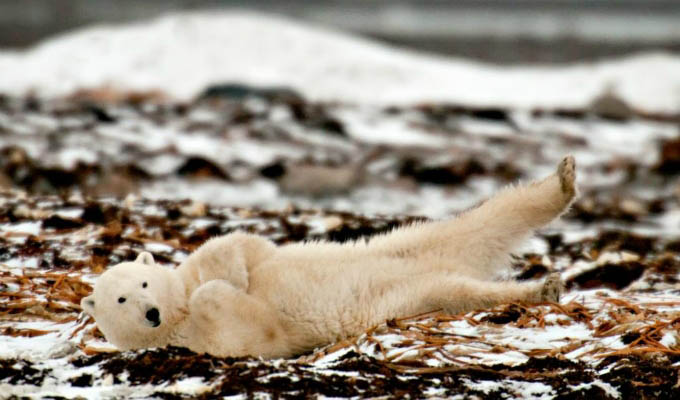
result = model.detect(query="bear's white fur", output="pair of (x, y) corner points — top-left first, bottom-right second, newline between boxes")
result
(81, 156), (578, 358)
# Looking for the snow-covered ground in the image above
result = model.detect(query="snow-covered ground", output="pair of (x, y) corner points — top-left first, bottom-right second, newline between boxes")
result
(1, 12), (680, 113)
(1, 191), (680, 399)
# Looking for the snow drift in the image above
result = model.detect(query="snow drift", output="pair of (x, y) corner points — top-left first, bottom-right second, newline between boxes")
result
(1, 11), (680, 113)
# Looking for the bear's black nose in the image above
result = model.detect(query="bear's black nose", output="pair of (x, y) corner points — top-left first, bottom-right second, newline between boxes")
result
(146, 307), (160, 327)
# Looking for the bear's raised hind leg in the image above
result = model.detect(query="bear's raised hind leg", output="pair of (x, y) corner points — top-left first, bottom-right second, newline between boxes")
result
(367, 156), (577, 279)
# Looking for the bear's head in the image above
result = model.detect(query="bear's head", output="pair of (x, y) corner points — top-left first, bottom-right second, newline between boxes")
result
(80, 252), (187, 350)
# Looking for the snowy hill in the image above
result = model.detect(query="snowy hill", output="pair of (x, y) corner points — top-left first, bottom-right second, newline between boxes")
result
(1, 12), (680, 113)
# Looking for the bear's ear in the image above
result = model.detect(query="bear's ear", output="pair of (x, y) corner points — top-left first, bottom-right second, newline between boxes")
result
(81, 295), (95, 316)
(135, 252), (155, 265)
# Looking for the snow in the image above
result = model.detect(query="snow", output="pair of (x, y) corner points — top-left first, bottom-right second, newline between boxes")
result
(507, 381), (555, 400)
(2, 257), (39, 268)
(142, 179), (279, 207)
(188, 218), (219, 230)
(570, 381), (621, 399)
(144, 242), (176, 254)
(336, 109), (450, 147)
(466, 379), (558, 399)
(163, 377), (214, 395)
(467, 379), (502, 394)
(0, 320), (80, 359)
(52, 148), (100, 170)
(0, 221), (42, 236)
(53, 208), (85, 219)
(1, 12), (680, 113)
(660, 332), (677, 348)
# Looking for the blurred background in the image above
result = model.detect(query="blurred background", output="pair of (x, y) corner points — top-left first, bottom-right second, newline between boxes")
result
(0, 0), (678, 220)
(2, 0), (680, 63)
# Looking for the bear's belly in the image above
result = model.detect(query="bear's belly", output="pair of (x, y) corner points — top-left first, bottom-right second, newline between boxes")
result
(249, 261), (382, 348)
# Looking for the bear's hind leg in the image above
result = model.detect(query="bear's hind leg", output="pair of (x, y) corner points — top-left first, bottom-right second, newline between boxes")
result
(427, 273), (563, 315)
(365, 272), (562, 328)
(366, 156), (577, 279)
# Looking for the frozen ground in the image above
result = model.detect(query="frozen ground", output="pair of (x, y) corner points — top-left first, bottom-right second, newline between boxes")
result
(2, 190), (680, 398)
(1, 11), (680, 399)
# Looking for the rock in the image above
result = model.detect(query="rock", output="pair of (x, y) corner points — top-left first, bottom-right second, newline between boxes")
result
(655, 138), (680, 175)
(197, 83), (303, 103)
(176, 157), (230, 180)
(589, 86), (634, 121)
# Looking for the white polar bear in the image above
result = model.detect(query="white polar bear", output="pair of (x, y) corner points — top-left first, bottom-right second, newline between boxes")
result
(81, 156), (578, 358)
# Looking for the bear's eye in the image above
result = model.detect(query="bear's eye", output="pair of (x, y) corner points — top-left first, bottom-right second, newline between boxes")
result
(142, 282), (148, 288)
(118, 297), (126, 304)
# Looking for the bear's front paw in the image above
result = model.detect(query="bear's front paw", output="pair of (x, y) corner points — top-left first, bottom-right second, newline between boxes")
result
(557, 155), (576, 198)
(196, 260), (249, 290)
(191, 280), (240, 315)
(540, 273), (563, 303)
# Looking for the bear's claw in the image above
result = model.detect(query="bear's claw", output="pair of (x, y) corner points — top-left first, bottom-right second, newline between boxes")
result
(557, 155), (576, 197)
(540, 272), (563, 303)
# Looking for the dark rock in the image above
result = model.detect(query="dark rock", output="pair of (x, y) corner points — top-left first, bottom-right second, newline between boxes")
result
(198, 83), (303, 103)
(551, 109), (587, 119)
(166, 208), (182, 220)
(42, 215), (85, 230)
(589, 90), (634, 121)
(176, 157), (230, 180)
(654, 138), (680, 175)
(469, 108), (509, 122)
(69, 373), (94, 387)
(0, 359), (46, 385)
(81, 203), (119, 225)
(399, 158), (486, 185)
(516, 263), (549, 280)
(593, 231), (655, 256)
(259, 162), (286, 179)
(567, 261), (646, 290)
(481, 304), (524, 324)
(87, 105), (117, 123)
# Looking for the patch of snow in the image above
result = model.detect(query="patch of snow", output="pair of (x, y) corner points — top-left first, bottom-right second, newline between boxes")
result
(97, 122), (172, 152)
(336, 109), (450, 147)
(474, 350), (529, 366)
(311, 346), (355, 367)
(141, 179), (280, 207)
(53, 208), (85, 219)
(570, 381), (621, 399)
(422, 386), (448, 397)
(507, 381), (555, 400)
(457, 117), (517, 137)
(144, 242), (176, 253)
(52, 148), (99, 170)
(163, 377), (214, 395)
(0, 320), (77, 358)
(562, 260), (597, 282)
(0, 221), (42, 235)
(465, 379), (502, 394)
(137, 154), (186, 176)
(660, 332), (677, 348)
(2, 257), (40, 269)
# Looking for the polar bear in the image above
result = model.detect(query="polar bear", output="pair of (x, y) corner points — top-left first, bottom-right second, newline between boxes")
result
(80, 156), (577, 358)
